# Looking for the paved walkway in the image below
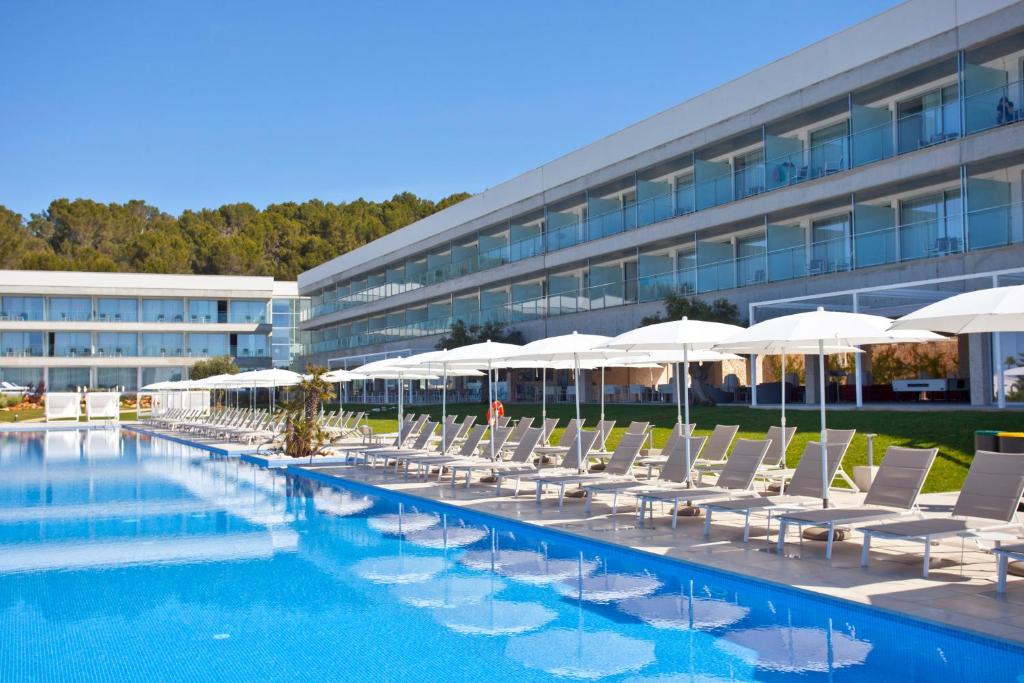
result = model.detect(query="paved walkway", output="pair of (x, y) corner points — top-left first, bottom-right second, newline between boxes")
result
(290, 459), (1024, 645)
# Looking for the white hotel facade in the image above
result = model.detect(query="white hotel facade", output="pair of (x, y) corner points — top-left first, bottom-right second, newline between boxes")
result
(0, 271), (304, 392)
(297, 0), (1024, 407)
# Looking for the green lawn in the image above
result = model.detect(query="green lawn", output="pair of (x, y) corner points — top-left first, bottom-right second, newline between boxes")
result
(336, 401), (1024, 493)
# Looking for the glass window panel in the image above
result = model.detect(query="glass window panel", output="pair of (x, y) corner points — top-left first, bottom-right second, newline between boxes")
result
(737, 234), (767, 286)
(811, 215), (852, 274)
(49, 367), (90, 391)
(0, 368), (43, 390)
(809, 122), (848, 178)
(49, 297), (92, 321)
(96, 367), (137, 391)
(229, 300), (267, 324)
(188, 299), (220, 323)
(1, 296), (45, 321)
(53, 332), (92, 357)
(142, 367), (183, 386)
(142, 333), (184, 356)
(96, 332), (138, 357)
(1, 332), (45, 357)
(141, 299), (184, 323)
(188, 333), (229, 356)
(233, 334), (268, 358)
(96, 298), (138, 322)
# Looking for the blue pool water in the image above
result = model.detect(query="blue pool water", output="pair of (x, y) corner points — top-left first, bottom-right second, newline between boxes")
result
(0, 429), (1022, 682)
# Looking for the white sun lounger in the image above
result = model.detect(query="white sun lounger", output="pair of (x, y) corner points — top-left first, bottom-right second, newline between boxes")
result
(860, 450), (1024, 577)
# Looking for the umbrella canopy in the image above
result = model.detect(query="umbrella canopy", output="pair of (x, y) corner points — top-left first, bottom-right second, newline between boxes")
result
(618, 594), (750, 630)
(506, 629), (656, 679)
(715, 308), (943, 507)
(394, 349), (488, 450)
(889, 284), (1024, 334)
(715, 624), (873, 673)
(354, 359), (445, 446)
(235, 368), (304, 387)
(391, 575), (505, 609)
(602, 319), (743, 485)
(889, 283), (1024, 408)
(352, 555), (446, 585)
(436, 341), (523, 460)
(509, 332), (636, 471)
(321, 369), (367, 383)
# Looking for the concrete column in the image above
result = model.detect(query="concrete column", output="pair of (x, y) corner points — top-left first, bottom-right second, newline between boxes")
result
(804, 354), (819, 405)
(968, 333), (991, 406)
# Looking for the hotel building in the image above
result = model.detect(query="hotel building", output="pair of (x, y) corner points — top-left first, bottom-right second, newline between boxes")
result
(0, 271), (305, 392)
(294, 0), (1024, 406)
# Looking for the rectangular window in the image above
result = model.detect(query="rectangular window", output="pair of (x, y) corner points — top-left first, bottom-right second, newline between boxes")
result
(96, 298), (138, 322)
(228, 300), (267, 324)
(1, 332), (45, 357)
(142, 333), (184, 356)
(141, 299), (184, 323)
(188, 333), (230, 357)
(49, 367), (90, 391)
(811, 215), (852, 274)
(52, 332), (92, 357)
(232, 334), (268, 358)
(49, 297), (92, 321)
(142, 367), (184, 386)
(188, 299), (221, 323)
(1, 296), (45, 321)
(809, 122), (848, 178)
(96, 367), (137, 391)
(96, 332), (138, 357)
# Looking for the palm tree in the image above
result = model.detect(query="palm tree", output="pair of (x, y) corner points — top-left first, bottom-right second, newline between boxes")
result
(284, 365), (336, 459)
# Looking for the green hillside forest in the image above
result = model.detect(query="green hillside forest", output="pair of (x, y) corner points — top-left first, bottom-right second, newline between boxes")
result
(0, 192), (469, 281)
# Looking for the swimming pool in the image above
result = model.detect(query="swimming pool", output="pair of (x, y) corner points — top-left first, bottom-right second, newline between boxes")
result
(0, 428), (1021, 682)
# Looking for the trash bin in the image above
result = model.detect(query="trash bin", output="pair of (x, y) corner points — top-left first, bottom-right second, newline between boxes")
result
(977, 430), (1001, 453)
(997, 432), (1024, 454)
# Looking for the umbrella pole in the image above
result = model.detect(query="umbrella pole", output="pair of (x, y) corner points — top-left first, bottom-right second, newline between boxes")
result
(675, 362), (682, 427)
(574, 354), (583, 474)
(442, 364), (448, 453)
(338, 382), (343, 416)
(780, 350), (787, 432)
(489, 363), (495, 462)
(398, 375), (404, 445)
(683, 347), (692, 487)
(818, 340), (829, 509)
(600, 365), (605, 423)
(542, 368), (547, 444)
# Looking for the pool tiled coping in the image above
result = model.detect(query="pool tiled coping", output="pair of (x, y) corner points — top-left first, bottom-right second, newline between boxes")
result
(124, 424), (1024, 646)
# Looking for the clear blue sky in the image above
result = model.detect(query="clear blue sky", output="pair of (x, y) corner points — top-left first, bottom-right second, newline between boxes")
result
(1, 0), (901, 218)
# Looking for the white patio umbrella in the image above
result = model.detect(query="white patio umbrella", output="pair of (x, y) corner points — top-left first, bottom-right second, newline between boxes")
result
(393, 349), (481, 453)
(435, 341), (524, 461)
(716, 307), (943, 507)
(889, 283), (1024, 408)
(354, 359), (441, 447)
(320, 368), (367, 417)
(601, 319), (743, 485)
(236, 368), (304, 412)
(510, 333), (637, 472)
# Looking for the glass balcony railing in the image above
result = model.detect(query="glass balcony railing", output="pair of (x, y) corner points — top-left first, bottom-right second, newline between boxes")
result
(306, 200), (1023, 355)
(307, 88), (1024, 325)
